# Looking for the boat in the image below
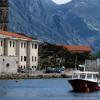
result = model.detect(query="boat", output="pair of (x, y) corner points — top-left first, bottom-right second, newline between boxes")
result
(68, 70), (100, 92)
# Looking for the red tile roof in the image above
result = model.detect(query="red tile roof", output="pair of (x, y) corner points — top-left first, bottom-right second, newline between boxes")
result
(0, 31), (32, 40)
(59, 45), (91, 53)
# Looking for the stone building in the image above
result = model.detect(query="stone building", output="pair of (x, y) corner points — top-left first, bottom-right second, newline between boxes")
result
(0, 0), (8, 31)
(0, 31), (39, 74)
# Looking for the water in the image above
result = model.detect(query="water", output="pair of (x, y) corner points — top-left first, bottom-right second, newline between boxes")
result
(0, 78), (100, 100)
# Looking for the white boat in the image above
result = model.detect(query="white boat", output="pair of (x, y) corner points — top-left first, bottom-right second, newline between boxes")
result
(68, 70), (100, 92)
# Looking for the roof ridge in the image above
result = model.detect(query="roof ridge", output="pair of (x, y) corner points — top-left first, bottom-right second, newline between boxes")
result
(0, 31), (32, 40)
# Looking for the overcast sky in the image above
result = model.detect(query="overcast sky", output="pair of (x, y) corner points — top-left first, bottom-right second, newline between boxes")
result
(52, 0), (72, 4)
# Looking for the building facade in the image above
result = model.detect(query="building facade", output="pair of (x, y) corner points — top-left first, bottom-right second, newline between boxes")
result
(0, 0), (8, 31)
(0, 31), (39, 74)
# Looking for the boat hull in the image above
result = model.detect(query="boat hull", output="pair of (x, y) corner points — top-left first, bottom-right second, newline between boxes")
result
(68, 79), (100, 92)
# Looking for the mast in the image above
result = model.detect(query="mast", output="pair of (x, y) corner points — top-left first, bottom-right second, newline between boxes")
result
(75, 55), (77, 70)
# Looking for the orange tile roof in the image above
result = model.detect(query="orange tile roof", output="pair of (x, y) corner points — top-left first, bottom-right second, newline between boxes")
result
(59, 45), (91, 53)
(0, 31), (32, 40)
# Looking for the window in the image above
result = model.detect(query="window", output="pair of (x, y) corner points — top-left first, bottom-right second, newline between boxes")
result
(0, 10), (2, 16)
(32, 56), (34, 62)
(10, 41), (12, 47)
(3, 0), (7, 5)
(35, 44), (37, 49)
(87, 74), (92, 79)
(21, 56), (23, 62)
(24, 66), (26, 69)
(73, 74), (78, 79)
(24, 56), (27, 61)
(32, 43), (34, 48)
(1, 40), (3, 47)
(93, 74), (96, 79)
(21, 42), (23, 48)
(13, 41), (15, 47)
(21, 66), (23, 69)
(35, 56), (37, 62)
(6, 63), (10, 68)
(80, 74), (85, 79)
(24, 43), (26, 48)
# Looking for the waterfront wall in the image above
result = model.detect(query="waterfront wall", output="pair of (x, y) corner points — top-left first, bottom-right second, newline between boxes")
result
(0, 56), (18, 74)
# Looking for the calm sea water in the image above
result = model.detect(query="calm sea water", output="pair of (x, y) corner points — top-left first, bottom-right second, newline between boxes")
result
(0, 78), (100, 100)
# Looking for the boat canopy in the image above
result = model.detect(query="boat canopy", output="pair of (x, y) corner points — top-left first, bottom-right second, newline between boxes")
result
(72, 70), (99, 81)
(72, 70), (99, 74)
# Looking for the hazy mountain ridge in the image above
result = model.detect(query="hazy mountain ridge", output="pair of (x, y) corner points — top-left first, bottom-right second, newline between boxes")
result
(8, 0), (100, 51)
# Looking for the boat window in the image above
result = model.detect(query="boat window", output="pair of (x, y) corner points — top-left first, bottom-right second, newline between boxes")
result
(87, 74), (92, 79)
(73, 74), (78, 79)
(93, 74), (97, 79)
(80, 74), (85, 79)
(98, 82), (100, 85)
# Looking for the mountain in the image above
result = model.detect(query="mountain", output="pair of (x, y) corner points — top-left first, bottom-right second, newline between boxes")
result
(8, 0), (100, 52)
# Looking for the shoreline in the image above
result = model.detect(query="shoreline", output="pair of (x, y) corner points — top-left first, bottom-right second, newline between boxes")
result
(0, 73), (72, 80)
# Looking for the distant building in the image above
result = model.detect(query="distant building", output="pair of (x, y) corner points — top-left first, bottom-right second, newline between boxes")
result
(60, 45), (91, 53)
(0, 31), (39, 74)
(58, 45), (91, 68)
(0, 0), (8, 31)
(39, 43), (91, 69)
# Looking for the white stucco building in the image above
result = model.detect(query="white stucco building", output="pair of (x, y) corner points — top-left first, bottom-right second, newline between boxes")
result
(0, 31), (39, 74)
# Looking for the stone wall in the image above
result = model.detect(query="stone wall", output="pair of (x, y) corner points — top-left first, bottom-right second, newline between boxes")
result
(0, 56), (18, 74)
